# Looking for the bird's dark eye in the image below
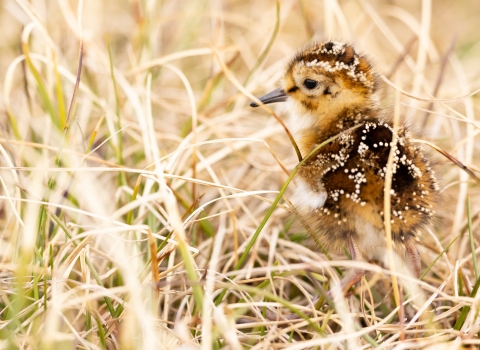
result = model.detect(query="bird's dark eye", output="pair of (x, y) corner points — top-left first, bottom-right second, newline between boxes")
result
(303, 79), (318, 90)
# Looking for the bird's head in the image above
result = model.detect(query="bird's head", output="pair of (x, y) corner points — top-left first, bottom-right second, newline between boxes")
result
(251, 41), (377, 119)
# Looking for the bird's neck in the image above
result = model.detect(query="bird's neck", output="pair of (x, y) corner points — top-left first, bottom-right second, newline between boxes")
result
(294, 105), (381, 157)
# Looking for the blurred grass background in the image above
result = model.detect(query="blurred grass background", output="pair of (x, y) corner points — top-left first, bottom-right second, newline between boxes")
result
(0, 0), (479, 349)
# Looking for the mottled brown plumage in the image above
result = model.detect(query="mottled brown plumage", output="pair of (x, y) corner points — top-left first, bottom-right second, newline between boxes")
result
(251, 41), (439, 293)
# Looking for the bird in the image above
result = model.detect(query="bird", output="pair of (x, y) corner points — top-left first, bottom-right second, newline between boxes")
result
(250, 41), (440, 297)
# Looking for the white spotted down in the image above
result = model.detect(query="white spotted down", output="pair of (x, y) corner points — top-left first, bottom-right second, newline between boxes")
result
(302, 42), (374, 89)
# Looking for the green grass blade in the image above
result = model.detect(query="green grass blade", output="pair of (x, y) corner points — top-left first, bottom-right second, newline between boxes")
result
(243, 2), (280, 85)
(22, 42), (57, 127)
(467, 196), (479, 280)
(453, 275), (480, 330)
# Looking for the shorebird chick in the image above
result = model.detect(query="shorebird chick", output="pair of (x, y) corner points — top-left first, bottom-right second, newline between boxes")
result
(251, 41), (439, 294)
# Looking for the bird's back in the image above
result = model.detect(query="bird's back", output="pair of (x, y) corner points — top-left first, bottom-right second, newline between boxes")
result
(297, 106), (439, 258)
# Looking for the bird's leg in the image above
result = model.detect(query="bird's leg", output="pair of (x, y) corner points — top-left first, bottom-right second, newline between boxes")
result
(404, 239), (421, 278)
(336, 235), (366, 294)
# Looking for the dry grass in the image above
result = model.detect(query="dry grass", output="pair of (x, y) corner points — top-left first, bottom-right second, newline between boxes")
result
(0, 0), (479, 349)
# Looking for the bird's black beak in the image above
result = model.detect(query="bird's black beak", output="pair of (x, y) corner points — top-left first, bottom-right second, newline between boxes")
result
(250, 87), (287, 107)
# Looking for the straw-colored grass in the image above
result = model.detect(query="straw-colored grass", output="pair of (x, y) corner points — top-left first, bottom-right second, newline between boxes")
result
(0, 0), (479, 349)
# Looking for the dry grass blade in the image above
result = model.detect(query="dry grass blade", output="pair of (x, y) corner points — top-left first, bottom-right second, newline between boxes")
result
(422, 35), (457, 125)
(383, 75), (401, 310)
(65, 40), (83, 130)
(413, 139), (480, 183)
(381, 74), (480, 102)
